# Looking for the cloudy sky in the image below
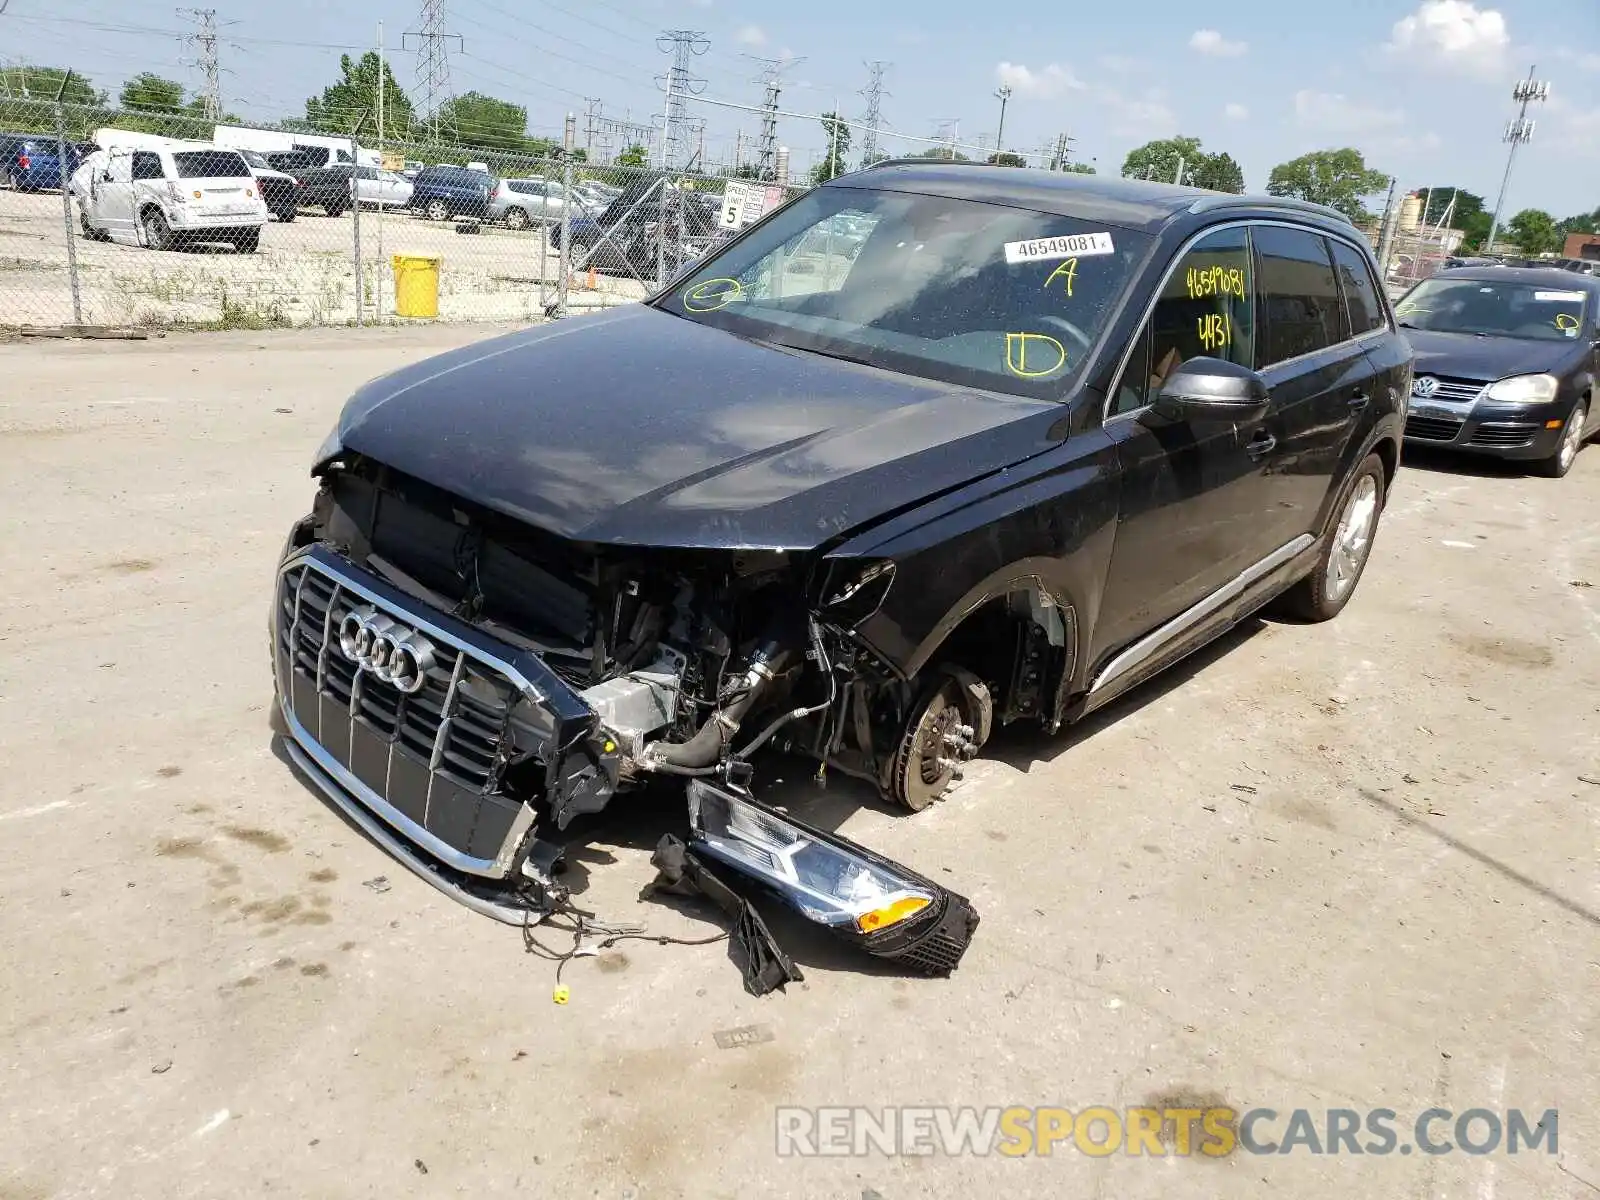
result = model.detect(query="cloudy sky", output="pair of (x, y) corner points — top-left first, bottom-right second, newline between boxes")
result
(8, 0), (1598, 215)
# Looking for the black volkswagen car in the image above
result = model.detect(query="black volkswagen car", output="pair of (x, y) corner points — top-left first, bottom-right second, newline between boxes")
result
(269, 164), (1407, 970)
(1396, 266), (1599, 477)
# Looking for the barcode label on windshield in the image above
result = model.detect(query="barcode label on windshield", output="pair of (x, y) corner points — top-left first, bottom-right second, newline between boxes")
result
(1004, 232), (1115, 264)
(1534, 290), (1585, 302)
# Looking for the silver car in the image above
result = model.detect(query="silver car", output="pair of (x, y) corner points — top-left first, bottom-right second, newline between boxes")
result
(487, 178), (590, 229)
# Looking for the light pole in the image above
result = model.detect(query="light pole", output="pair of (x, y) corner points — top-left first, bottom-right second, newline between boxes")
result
(993, 85), (1012, 156)
(1486, 65), (1549, 251)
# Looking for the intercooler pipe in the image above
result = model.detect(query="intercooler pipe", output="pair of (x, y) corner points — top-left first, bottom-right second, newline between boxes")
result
(646, 641), (792, 771)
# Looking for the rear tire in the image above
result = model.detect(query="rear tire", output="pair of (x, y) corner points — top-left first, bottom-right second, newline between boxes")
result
(1537, 399), (1587, 478)
(323, 201), (345, 217)
(1276, 453), (1386, 622)
(232, 229), (259, 254)
(504, 206), (529, 230)
(425, 199), (449, 222)
(569, 240), (592, 268)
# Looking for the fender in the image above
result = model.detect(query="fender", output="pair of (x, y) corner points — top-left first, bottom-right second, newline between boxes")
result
(821, 428), (1121, 689)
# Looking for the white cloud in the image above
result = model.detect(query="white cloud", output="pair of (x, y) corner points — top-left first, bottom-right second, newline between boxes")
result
(1224, 102), (1249, 120)
(1294, 89), (1405, 134)
(1385, 1), (1509, 74)
(1096, 87), (1177, 138)
(1189, 29), (1247, 57)
(733, 24), (766, 48)
(995, 61), (1086, 99)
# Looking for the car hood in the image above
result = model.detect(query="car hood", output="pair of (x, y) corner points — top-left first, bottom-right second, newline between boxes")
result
(1404, 328), (1583, 383)
(335, 305), (1061, 550)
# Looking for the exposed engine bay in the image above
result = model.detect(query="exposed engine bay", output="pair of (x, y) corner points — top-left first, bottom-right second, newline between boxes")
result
(277, 454), (983, 980)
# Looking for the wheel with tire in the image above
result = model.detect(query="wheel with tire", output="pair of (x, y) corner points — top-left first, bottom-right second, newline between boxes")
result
(889, 677), (980, 812)
(425, 199), (449, 222)
(1537, 399), (1587, 478)
(323, 201), (345, 217)
(141, 207), (171, 251)
(1276, 453), (1386, 622)
(79, 210), (102, 240)
(568, 240), (592, 268)
(232, 228), (259, 254)
(276, 206), (296, 223)
(504, 206), (529, 230)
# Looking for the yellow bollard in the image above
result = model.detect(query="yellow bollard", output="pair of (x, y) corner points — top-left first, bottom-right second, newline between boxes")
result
(391, 254), (440, 319)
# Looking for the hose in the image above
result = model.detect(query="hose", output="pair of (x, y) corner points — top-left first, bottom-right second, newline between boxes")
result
(733, 619), (836, 761)
(645, 640), (790, 769)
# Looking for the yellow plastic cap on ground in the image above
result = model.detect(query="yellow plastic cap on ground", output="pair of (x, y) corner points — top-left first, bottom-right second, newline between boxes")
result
(391, 255), (441, 319)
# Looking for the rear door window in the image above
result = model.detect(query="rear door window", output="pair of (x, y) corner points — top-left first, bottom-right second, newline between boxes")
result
(131, 152), (165, 180)
(1254, 226), (1347, 365)
(172, 150), (250, 179)
(1328, 238), (1386, 335)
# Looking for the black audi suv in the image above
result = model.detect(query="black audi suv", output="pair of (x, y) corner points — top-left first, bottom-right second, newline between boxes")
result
(269, 163), (1408, 971)
(1396, 265), (1599, 477)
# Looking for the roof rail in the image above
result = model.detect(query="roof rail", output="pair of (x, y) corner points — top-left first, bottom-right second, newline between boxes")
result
(1186, 193), (1354, 226)
(856, 157), (992, 171)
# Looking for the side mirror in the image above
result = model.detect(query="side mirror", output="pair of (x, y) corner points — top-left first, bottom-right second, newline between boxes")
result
(100, 170), (113, 183)
(1146, 357), (1270, 423)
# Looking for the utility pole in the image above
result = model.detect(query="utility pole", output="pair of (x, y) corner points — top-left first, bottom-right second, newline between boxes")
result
(404, 0), (462, 140)
(1375, 176), (1400, 282)
(1173, 155), (1186, 185)
(655, 30), (709, 171)
(177, 8), (223, 119)
(583, 98), (603, 156)
(993, 84), (1011, 156)
(1486, 64), (1549, 252)
(859, 60), (888, 167)
(733, 130), (743, 173)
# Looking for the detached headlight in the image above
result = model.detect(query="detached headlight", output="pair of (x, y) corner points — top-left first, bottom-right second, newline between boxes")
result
(687, 779), (979, 973)
(1483, 374), (1559, 404)
(312, 425), (343, 468)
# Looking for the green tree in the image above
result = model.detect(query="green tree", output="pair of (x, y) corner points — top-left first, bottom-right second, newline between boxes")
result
(436, 91), (528, 151)
(1060, 161), (1095, 175)
(304, 52), (416, 137)
(914, 145), (969, 161)
(810, 111), (853, 184)
(616, 143), (648, 167)
(1558, 207), (1600, 235)
(119, 73), (184, 113)
(860, 150), (889, 169)
(0, 65), (102, 105)
(732, 162), (763, 179)
(1505, 208), (1563, 256)
(1413, 187), (1493, 252)
(1191, 151), (1244, 194)
(1266, 148), (1389, 221)
(987, 151), (1026, 167)
(1122, 135), (1204, 182)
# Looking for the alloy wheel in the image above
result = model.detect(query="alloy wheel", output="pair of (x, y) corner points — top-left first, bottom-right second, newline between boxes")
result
(1325, 474), (1378, 603)
(1558, 407), (1586, 474)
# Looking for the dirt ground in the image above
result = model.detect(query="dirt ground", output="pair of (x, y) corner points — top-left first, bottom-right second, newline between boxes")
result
(0, 191), (644, 328)
(1, 324), (1596, 1200)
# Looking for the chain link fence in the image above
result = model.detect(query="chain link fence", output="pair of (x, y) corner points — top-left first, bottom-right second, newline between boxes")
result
(0, 99), (806, 332)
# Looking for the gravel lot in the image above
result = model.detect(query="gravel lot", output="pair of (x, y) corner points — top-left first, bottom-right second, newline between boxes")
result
(0, 190), (645, 328)
(2, 325), (1597, 1200)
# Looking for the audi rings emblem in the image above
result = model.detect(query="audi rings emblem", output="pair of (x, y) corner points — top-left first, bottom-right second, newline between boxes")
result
(1412, 375), (1439, 399)
(338, 606), (437, 694)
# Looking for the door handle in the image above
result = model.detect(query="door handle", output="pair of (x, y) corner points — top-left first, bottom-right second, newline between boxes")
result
(1246, 431), (1277, 459)
(1347, 390), (1371, 409)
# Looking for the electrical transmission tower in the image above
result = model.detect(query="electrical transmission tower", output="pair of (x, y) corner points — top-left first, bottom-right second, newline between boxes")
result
(859, 60), (889, 166)
(747, 56), (802, 181)
(655, 30), (709, 171)
(177, 8), (223, 119)
(404, 0), (462, 139)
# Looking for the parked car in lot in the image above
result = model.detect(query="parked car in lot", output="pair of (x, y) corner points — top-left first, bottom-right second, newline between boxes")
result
(0, 133), (83, 192)
(408, 165), (492, 221)
(239, 149), (299, 222)
(487, 178), (590, 228)
(549, 174), (722, 277)
(1396, 265), (1599, 477)
(77, 145), (267, 252)
(297, 164), (413, 215)
(271, 163), (1404, 961)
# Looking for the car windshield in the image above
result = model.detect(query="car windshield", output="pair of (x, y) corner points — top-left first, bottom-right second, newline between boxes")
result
(172, 150), (250, 179)
(657, 185), (1152, 400)
(1396, 277), (1589, 341)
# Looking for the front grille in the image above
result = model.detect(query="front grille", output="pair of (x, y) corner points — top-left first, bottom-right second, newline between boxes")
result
(1416, 376), (1485, 402)
(1470, 422), (1538, 448)
(1405, 415), (1464, 442)
(276, 559), (530, 872)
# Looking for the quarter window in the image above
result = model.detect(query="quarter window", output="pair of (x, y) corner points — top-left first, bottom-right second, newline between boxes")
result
(131, 152), (164, 180)
(1254, 226), (1346, 365)
(1110, 226), (1255, 416)
(1328, 238), (1386, 335)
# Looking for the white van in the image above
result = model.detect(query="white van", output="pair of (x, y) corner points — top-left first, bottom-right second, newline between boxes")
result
(78, 145), (268, 252)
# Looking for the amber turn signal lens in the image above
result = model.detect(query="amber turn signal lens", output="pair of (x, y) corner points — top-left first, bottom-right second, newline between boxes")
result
(856, 895), (931, 934)
(1545, 419), (1563, 429)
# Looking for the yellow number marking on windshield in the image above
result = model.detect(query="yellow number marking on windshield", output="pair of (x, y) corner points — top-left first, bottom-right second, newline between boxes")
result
(1005, 332), (1068, 378)
(1186, 264), (1246, 299)
(683, 277), (744, 312)
(1042, 258), (1078, 297)
(1555, 313), (1580, 333)
(1197, 313), (1231, 352)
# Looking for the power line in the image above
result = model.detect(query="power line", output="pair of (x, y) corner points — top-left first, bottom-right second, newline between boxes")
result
(176, 7), (223, 118)
(858, 60), (888, 166)
(404, 0), (462, 138)
(654, 29), (708, 171)
(749, 55), (802, 182)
